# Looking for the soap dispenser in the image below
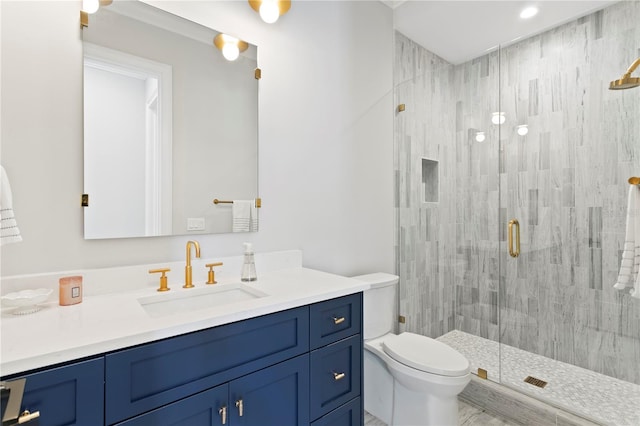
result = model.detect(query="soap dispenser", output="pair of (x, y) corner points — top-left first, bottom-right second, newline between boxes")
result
(241, 242), (257, 282)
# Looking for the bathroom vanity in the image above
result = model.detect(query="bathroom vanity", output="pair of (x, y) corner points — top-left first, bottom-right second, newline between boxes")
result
(0, 260), (367, 426)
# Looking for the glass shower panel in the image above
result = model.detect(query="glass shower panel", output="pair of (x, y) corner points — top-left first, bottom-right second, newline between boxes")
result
(498, 3), (640, 424)
(395, 32), (458, 343)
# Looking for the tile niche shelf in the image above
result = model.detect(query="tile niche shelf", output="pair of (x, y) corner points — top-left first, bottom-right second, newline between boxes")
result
(422, 158), (439, 203)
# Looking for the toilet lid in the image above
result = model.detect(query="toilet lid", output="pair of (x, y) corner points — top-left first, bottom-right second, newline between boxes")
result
(382, 332), (470, 377)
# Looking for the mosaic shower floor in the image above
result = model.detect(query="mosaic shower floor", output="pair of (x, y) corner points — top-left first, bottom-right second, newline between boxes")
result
(437, 330), (640, 426)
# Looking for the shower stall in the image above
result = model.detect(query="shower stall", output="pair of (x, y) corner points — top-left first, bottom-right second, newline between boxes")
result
(394, 2), (639, 424)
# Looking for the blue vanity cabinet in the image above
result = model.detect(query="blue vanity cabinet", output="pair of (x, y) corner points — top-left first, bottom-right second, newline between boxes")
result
(2, 291), (364, 426)
(0, 357), (104, 426)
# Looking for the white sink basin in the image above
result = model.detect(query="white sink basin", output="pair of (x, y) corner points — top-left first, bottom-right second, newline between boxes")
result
(138, 283), (268, 317)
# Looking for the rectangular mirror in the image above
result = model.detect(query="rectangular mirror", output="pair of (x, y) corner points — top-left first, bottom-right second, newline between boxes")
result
(82, 1), (258, 239)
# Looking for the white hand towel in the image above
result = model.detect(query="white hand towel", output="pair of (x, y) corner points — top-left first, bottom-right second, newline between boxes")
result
(614, 185), (640, 298)
(232, 200), (253, 233)
(0, 165), (23, 245)
(250, 202), (259, 232)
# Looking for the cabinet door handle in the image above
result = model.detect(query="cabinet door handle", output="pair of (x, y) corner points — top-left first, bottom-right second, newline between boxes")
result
(18, 410), (41, 424)
(508, 219), (520, 258)
(218, 406), (227, 425)
(333, 371), (346, 381)
(235, 399), (243, 417)
(332, 316), (345, 325)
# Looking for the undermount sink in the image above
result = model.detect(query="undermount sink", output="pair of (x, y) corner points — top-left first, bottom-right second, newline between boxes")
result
(138, 283), (268, 317)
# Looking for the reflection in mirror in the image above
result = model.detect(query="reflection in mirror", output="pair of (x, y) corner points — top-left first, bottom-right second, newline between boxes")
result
(82, 1), (258, 239)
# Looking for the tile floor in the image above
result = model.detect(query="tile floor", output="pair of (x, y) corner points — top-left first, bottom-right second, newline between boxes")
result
(437, 330), (639, 426)
(364, 400), (519, 426)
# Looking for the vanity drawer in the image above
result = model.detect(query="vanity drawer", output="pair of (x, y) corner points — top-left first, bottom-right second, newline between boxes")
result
(105, 306), (309, 425)
(310, 293), (362, 350)
(310, 397), (361, 426)
(310, 335), (362, 420)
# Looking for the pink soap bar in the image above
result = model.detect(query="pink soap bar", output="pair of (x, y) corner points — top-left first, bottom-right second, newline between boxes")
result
(59, 275), (83, 306)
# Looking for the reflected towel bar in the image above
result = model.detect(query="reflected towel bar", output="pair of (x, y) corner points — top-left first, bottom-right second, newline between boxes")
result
(629, 177), (640, 185)
(213, 198), (262, 208)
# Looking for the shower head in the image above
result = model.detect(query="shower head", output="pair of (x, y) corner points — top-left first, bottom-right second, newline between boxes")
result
(609, 58), (640, 90)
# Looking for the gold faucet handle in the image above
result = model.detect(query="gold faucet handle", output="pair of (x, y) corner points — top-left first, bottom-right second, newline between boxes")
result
(149, 268), (171, 292)
(205, 262), (223, 284)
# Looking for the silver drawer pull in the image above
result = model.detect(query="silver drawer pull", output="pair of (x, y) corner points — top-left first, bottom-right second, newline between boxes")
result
(332, 316), (345, 325)
(218, 406), (227, 425)
(333, 372), (346, 381)
(235, 399), (244, 417)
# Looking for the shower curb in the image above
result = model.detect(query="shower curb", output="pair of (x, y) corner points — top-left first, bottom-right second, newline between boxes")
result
(460, 375), (602, 426)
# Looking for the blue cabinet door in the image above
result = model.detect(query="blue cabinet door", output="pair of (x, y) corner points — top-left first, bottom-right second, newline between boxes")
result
(115, 384), (228, 426)
(3, 357), (104, 426)
(229, 354), (310, 426)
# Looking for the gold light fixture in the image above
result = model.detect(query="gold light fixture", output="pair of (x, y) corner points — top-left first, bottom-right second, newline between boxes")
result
(214, 34), (249, 61)
(609, 58), (640, 90)
(80, 0), (112, 28)
(248, 0), (291, 24)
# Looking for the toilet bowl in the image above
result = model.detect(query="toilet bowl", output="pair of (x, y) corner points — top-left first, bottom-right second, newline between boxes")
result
(352, 273), (471, 426)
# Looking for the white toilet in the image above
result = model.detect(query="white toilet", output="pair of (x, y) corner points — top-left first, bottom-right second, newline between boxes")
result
(353, 273), (471, 426)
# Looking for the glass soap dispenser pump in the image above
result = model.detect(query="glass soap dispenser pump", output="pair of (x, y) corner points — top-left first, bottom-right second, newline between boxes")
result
(241, 242), (257, 282)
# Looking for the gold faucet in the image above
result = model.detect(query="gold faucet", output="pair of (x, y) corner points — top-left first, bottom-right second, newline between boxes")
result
(184, 240), (201, 288)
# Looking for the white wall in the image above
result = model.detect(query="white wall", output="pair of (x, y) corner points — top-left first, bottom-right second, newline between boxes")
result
(0, 0), (394, 278)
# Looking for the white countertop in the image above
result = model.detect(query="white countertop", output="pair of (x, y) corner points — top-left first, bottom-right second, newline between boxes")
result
(0, 264), (370, 377)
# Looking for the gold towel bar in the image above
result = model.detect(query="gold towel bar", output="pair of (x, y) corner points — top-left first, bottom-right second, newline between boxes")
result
(213, 198), (262, 208)
(629, 177), (640, 185)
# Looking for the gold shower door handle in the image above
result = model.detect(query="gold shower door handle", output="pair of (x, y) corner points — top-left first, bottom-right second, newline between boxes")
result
(508, 219), (520, 258)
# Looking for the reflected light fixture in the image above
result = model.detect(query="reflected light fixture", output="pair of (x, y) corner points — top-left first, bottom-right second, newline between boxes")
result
(516, 124), (529, 136)
(491, 112), (506, 125)
(475, 132), (486, 143)
(214, 34), (249, 61)
(248, 0), (291, 24)
(80, 0), (112, 28)
(520, 6), (538, 19)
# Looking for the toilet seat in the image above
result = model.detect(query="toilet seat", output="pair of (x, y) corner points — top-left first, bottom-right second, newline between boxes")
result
(382, 332), (469, 377)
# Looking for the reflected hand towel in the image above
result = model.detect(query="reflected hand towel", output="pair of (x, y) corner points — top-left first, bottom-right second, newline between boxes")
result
(0, 166), (23, 245)
(232, 200), (253, 233)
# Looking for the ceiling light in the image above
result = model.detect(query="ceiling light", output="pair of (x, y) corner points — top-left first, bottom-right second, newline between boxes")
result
(520, 6), (538, 19)
(248, 0), (291, 24)
(516, 124), (529, 136)
(82, 0), (100, 14)
(475, 132), (486, 143)
(491, 112), (506, 125)
(214, 34), (249, 61)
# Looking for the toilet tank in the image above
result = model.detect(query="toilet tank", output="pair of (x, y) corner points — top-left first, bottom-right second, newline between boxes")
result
(351, 273), (399, 340)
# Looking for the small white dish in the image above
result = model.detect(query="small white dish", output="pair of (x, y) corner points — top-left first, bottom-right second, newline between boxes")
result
(1, 288), (53, 315)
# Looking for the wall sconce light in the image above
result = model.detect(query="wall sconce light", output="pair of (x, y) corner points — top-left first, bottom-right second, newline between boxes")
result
(248, 0), (291, 24)
(214, 34), (249, 61)
(80, 0), (112, 28)
(475, 131), (486, 143)
(491, 112), (506, 125)
(516, 124), (529, 136)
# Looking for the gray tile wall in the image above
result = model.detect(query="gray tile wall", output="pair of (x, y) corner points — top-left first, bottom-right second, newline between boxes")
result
(395, 1), (640, 385)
